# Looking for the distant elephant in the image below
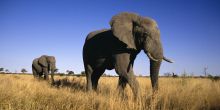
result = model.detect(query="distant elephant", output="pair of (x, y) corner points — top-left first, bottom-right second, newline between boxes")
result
(32, 55), (56, 83)
(83, 12), (173, 99)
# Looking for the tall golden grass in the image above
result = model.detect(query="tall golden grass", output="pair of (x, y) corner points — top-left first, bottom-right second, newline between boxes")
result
(0, 74), (220, 110)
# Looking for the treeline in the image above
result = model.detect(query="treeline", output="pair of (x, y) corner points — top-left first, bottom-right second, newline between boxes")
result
(0, 67), (28, 74)
(163, 72), (220, 81)
(1, 67), (219, 80)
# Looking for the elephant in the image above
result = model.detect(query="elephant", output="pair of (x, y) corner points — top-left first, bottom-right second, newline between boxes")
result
(32, 55), (56, 83)
(83, 12), (173, 100)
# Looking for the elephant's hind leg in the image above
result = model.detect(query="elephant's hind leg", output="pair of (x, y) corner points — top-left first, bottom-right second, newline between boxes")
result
(91, 68), (105, 91)
(117, 76), (128, 98)
(118, 76), (127, 90)
(85, 64), (93, 91)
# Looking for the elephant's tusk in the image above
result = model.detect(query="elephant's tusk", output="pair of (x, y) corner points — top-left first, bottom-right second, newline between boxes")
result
(163, 57), (174, 63)
(146, 52), (159, 62)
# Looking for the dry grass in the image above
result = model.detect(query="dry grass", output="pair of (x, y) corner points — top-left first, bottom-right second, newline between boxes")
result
(0, 74), (220, 110)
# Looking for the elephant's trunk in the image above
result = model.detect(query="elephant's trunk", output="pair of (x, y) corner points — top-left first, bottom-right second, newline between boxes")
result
(150, 60), (161, 91)
(50, 64), (55, 84)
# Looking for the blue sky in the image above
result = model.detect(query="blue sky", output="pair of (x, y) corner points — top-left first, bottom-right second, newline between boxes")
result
(0, 0), (220, 76)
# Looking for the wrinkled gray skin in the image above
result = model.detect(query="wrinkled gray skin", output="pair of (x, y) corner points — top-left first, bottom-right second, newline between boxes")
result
(32, 55), (56, 83)
(83, 12), (173, 100)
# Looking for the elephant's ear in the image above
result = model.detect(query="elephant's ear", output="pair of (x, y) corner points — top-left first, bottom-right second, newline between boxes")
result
(110, 13), (137, 50)
(38, 55), (48, 67)
(50, 56), (56, 63)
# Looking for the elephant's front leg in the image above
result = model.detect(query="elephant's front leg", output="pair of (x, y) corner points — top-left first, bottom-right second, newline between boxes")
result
(117, 76), (128, 99)
(51, 72), (55, 84)
(150, 60), (161, 93)
(115, 53), (140, 101)
(43, 68), (49, 80)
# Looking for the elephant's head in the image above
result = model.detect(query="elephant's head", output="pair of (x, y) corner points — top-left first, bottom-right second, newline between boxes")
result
(110, 12), (173, 90)
(39, 55), (56, 73)
(39, 55), (56, 83)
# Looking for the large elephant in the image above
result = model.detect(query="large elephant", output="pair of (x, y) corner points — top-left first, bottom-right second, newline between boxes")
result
(83, 12), (173, 99)
(32, 55), (56, 83)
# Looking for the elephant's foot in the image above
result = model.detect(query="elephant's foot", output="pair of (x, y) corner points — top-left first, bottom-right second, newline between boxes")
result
(44, 76), (49, 80)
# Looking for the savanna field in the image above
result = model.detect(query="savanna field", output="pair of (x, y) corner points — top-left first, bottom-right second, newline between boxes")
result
(0, 74), (220, 110)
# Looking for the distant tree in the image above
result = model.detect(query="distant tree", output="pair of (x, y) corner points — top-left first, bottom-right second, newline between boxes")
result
(68, 71), (74, 75)
(172, 72), (178, 78)
(66, 70), (70, 74)
(21, 68), (27, 73)
(81, 71), (86, 76)
(5, 69), (9, 73)
(0, 68), (4, 72)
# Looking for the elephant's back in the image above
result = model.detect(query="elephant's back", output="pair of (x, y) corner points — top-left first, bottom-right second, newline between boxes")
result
(83, 29), (126, 57)
(32, 58), (39, 65)
(85, 29), (110, 41)
(83, 29), (114, 55)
